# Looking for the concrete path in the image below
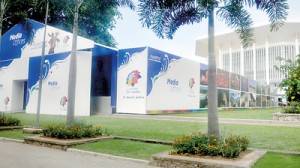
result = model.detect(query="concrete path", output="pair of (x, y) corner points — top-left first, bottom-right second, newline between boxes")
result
(0, 140), (153, 168)
(109, 114), (300, 127)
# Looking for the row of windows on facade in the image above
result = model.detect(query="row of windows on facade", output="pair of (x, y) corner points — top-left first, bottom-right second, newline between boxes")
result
(221, 44), (298, 84)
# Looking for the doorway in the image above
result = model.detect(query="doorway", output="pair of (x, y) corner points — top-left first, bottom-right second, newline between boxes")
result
(11, 80), (27, 112)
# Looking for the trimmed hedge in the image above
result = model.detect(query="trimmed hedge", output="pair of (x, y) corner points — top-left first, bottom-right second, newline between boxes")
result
(0, 114), (21, 126)
(43, 123), (102, 139)
(172, 132), (249, 158)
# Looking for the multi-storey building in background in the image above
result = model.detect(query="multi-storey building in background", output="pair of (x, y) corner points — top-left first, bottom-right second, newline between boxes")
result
(195, 21), (300, 97)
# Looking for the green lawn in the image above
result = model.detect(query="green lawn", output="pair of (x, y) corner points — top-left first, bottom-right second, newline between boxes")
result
(7, 113), (300, 152)
(0, 129), (32, 140)
(1, 112), (300, 165)
(74, 139), (172, 160)
(164, 108), (279, 120)
(254, 152), (300, 168)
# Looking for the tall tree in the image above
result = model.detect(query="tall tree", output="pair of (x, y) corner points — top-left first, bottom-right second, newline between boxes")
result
(0, 0), (9, 38)
(1, 0), (134, 47)
(66, 0), (134, 125)
(138, 0), (288, 137)
(66, 0), (83, 125)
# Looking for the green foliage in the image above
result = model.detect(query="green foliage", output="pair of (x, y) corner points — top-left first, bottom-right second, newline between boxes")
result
(172, 132), (249, 158)
(43, 123), (102, 139)
(138, 0), (289, 48)
(2, 0), (134, 47)
(222, 135), (249, 158)
(0, 114), (21, 126)
(282, 101), (300, 114)
(275, 55), (300, 102)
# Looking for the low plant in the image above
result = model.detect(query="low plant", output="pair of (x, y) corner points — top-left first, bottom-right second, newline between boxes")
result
(0, 114), (21, 126)
(43, 123), (102, 139)
(282, 101), (300, 114)
(172, 132), (249, 158)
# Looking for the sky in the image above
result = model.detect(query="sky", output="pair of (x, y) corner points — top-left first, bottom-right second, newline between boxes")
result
(110, 0), (300, 59)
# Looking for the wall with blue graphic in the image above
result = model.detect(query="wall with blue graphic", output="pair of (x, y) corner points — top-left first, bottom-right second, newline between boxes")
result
(146, 47), (200, 112)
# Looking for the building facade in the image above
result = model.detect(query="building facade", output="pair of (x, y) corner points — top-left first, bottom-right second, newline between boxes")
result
(195, 21), (300, 96)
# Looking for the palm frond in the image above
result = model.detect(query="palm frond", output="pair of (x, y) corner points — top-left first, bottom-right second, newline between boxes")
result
(138, 0), (207, 39)
(217, 0), (254, 48)
(242, 0), (288, 31)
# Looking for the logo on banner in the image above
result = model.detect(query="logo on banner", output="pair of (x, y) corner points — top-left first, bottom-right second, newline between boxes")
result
(188, 78), (196, 97)
(189, 78), (195, 89)
(125, 70), (144, 99)
(126, 70), (142, 87)
(10, 33), (26, 46)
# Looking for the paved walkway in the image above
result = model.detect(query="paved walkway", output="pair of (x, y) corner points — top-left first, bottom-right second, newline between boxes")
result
(0, 140), (153, 168)
(109, 114), (300, 127)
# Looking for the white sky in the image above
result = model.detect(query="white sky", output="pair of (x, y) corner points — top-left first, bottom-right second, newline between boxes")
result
(111, 0), (300, 58)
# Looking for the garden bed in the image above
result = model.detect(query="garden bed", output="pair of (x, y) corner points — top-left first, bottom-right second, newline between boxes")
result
(24, 135), (113, 150)
(273, 112), (300, 121)
(150, 150), (267, 168)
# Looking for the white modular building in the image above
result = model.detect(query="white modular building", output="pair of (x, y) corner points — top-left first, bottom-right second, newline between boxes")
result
(195, 21), (300, 96)
(0, 20), (118, 115)
(0, 20), (277, 116)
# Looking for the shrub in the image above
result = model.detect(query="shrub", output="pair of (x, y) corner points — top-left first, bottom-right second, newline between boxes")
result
(172, 132), (249, 158)
(43, 123), (102, 139)
(0, 114), (21, 126)
(282, 101), (300, 114)
(222, 136), (242, 158)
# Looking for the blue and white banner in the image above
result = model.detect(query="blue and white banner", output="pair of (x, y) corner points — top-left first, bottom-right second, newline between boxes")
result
(1, 20), (94, 61)
(146, 47), (200, 111)
(117, 47), (148, 114)
(26, 51), (92, 116)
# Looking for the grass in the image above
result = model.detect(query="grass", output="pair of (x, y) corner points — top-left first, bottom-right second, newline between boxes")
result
(74, 139), (172, 160)
(0, 129), (32, 140)
(1, 112), (300, 164)
(164, 108), (279, 120)
(7, 113), (300, 152)
(254, 152), (300, 168)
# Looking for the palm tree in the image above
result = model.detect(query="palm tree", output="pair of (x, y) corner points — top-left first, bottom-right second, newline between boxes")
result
(0, 0), (9, 47)
(138, 0), (288, 137)
(66, 0), (135, 125)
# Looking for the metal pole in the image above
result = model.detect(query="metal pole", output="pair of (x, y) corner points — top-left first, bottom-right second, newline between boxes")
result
(36, 0), (49, 128)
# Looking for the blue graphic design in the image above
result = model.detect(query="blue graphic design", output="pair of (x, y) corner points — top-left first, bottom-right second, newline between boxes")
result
(26, 52), (70, 106)
(0, 20), (44, 61)
(0, 60), (13, 69)
(118, 47), (146, 69)
(147, 47), (180, 96)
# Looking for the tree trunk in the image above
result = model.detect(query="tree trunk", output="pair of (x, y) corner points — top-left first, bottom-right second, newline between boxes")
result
(207, 7), (220, 137)
(66, 1), (81, 125)
(36, 0), (49, 128)
(0, 0), (9, 56)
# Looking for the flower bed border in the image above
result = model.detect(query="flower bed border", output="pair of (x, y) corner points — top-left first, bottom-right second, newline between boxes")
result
(150, 150), (267, 168)
(24, 135), (113, 151)
(0, 126), (23, 131)
(273, 112), (300, 121)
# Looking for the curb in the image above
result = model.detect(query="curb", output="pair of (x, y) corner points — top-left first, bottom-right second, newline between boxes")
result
(114, 136), (172, 145)
(0, 137), (24, 143)
(67, 148), (150, 166)
(249, 148), (300, 155)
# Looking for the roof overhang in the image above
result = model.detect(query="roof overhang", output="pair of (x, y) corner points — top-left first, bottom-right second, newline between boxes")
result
(195, 21), (300, 58)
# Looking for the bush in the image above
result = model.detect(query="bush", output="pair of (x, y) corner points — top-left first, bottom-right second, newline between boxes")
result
(43, 123), (102, 139)
(172, 132), (249, 158)
(282, 101), (300, 114)
(0, 114), (21, 126)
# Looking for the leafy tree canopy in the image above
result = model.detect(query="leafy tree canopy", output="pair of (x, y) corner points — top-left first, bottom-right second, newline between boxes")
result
(2, 0), (135, 47)
(276, 55), (300, 102)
